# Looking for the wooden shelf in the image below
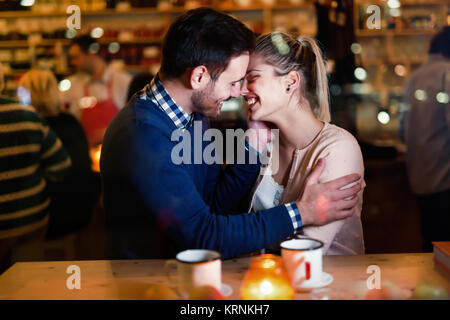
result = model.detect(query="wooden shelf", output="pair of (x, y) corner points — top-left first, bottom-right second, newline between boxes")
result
(219, 3), (314, 11)
(0, 39), (71, 48)
(3, 69), (29, 76)
(354, 0), (447, 6)
(98, 37), (162, 45)
(360, 57), (427, 65)
(0, 38), (163, 48)
(356, 29), (437, 37)
(124, 65), (154, 72)
(356, 30), (391, 37)
(0, 8), (166, 18)
(3, 69), (72, 76)
(0, 3), (314, 19)
(391, 30), (437, 36)
(353, 0), (448, 108)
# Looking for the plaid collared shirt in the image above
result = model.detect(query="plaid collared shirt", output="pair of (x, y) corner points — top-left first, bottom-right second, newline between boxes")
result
(138, 73), (303, 233)
(139, 73), (194, 129)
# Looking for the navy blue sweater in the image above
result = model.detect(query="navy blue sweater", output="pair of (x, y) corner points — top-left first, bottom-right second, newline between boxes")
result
(100, 95), (295, 259)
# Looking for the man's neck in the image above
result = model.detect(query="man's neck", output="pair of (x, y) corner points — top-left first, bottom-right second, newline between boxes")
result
(159, 74), (194, 114)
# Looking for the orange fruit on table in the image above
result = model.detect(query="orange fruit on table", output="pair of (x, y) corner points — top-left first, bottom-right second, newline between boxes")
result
(365, 282), (413, 300)
(142, 284), (179, 300)
(189, 285), (224, 300)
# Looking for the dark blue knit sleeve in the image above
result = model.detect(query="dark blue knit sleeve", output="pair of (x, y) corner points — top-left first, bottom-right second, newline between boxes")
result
(202, 138), (261, 215)
(127, 128), (294, 259)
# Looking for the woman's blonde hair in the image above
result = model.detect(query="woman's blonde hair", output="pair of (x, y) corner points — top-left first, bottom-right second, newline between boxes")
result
(254, 32), (330, 122)
(20, 69), (62, 117)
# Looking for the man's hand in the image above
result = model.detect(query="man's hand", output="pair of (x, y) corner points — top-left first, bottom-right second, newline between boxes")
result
(246, 119), (273, 153)
(296, 158), (361, 226)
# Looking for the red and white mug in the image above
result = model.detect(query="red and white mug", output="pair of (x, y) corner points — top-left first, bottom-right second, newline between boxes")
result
(280, 237), (324, 289)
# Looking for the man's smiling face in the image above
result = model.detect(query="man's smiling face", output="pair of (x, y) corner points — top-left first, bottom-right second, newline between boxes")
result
(191, 52), (250, 118)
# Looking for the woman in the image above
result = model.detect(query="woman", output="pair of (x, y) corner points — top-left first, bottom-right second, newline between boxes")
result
(19, 70), (100, 238)
(242, 32), (365, 255)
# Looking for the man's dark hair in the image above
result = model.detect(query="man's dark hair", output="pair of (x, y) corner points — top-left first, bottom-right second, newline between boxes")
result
(160, 7), (255, 80)
(429, 26), (450, 58)
(71, 35), (99, 54)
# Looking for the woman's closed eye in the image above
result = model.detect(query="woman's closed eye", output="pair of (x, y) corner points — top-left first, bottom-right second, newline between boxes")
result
(246, 74), (260, 84)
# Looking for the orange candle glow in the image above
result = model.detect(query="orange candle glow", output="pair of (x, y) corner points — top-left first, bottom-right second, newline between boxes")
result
(240, 254), (294, 300)
(90, 144), (102, 173)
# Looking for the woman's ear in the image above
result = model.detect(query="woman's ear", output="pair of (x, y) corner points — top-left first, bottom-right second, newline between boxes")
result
(284, 70), (301, 93)
(189, 66), (211, 90)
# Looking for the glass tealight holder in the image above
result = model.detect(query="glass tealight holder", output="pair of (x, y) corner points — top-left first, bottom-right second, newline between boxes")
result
(240, 254), (294, 300)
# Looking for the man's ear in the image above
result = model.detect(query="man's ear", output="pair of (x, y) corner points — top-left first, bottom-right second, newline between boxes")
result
(284, 70), (301, 93)
(190, 65), (211, 90)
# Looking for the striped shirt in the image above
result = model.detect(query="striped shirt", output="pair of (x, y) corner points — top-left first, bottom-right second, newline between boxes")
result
(140, 73), (194, 129)
(0, 98), (71, 239)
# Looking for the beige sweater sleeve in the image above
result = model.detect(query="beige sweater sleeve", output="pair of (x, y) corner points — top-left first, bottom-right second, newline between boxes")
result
(301, 133), (365, 254)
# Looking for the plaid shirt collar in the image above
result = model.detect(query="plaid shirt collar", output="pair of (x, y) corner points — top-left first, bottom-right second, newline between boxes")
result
(142, 73), (194, 129)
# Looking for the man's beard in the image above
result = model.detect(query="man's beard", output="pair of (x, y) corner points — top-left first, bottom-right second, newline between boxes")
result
(191, 82), (225, 119)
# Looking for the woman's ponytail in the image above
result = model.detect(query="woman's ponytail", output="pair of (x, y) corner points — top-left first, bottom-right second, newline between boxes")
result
(254, 32), (331, 122)
(297, 36), (330, 123)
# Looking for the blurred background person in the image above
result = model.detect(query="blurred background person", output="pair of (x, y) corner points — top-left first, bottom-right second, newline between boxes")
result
(61, 35), (132, 147)
(126, 71), (154, 102)
(400, 27), (450, 252)
(0, 66), (71, 274)
(19, 69), (101, 239)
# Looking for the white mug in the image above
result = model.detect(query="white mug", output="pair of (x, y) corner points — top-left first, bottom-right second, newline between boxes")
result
(165, 249), (221, 298)
(280, 238), (324, 289)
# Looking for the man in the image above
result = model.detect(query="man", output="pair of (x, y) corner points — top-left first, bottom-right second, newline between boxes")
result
(0, 66), (71, 273)
(62, 35), (132, 146)
(101, 8), (361, 259)
(400, 27), (450, 252)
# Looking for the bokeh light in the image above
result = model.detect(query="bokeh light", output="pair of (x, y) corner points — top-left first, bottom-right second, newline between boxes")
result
(271, 32), (290, 55)
(351, 43), (362, 55)
(89, 43), (100, 54)
(354, 67), (367, 81)
(20, 0), (34, 6)
(58, 79), (71, 92)
(80, 96), (97, 109)
(414, 89), (427, 101)
(436, 92), (449, 104)
(377, 111), (390, 125)
(394, 64), (406, 77)
(387, 0), (401, 9)
(91, 27), (104, 39)
(389, 8), (401, 17)
(65, 29), (77, 39)
(108, 42), (120, 54)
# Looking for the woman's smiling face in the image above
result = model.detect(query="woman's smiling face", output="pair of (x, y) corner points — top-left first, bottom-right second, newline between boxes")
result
(242, 54), (289, 122)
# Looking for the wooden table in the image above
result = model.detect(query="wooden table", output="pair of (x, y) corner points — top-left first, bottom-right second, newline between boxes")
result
(0, 253), (448, 300)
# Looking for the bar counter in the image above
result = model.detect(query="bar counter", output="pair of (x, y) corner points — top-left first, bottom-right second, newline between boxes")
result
(0, 253), (448, 300)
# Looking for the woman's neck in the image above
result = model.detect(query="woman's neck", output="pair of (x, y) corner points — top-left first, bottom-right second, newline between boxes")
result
(273, 101), (324, 151)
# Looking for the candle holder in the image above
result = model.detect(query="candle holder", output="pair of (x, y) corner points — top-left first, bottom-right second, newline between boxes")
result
(90, 144), (102, 173)
(240, 254), (294, 300)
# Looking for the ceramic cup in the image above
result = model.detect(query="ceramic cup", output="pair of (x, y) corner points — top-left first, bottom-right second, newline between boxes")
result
(165, 249), (221, 298)
(280, 237), (324, 289)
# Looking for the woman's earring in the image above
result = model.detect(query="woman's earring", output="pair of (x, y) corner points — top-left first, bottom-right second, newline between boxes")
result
(286, 87), (290, 92)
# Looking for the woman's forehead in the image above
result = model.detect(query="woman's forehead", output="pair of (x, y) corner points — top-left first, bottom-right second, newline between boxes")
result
(247, 54), (272, 72)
